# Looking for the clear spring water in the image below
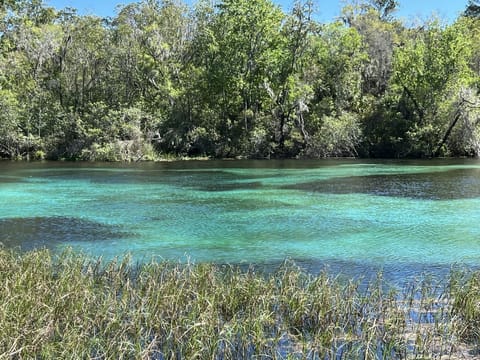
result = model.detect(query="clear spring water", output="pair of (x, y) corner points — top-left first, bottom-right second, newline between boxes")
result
(1, 159), (480, 280)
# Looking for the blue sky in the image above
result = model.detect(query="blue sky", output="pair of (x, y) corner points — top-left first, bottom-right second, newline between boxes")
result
(45, 0), (467, 23)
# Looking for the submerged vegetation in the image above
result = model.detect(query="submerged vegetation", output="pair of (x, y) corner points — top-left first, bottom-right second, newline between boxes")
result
(0, 248), (479, 359)
(1, 0), (480, 161)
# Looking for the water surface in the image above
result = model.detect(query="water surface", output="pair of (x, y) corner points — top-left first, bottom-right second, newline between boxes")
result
(1, 159), (479, 281)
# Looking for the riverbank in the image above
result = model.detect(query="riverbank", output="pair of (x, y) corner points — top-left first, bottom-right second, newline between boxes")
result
(0, 248), (478, 359)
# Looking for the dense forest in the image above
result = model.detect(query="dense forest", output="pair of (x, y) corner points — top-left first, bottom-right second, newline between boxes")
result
(0, 0), (479, 161)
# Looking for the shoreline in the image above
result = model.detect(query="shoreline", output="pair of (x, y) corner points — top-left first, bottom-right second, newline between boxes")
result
(0, 155), (478, 163)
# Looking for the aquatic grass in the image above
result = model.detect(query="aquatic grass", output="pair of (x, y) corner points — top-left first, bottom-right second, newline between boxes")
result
(0, 248), (479, 359)
(449, 269), (480, 355)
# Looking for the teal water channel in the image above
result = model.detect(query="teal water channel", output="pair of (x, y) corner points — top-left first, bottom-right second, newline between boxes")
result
(1, 159), (480, 280)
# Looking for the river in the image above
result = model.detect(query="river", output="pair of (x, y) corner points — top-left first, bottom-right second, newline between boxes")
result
(1, 159), (480, 281)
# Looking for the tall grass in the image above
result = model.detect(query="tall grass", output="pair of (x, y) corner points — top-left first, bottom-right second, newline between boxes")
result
(0, 248), (478, 359)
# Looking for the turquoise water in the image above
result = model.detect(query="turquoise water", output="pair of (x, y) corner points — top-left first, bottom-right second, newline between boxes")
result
(1, 159), (480, 278)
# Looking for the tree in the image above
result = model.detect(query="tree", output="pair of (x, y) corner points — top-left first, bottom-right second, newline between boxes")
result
(261, 0), (316, 157)
(0, 1), (61, 159)
(464, 0), (480, 18)
(185, 0), (284, 157)
(385, 20), (475, 157)
(304, 21), (367, 157)
(1, 0), (479, 160)
(0, 90), (24, 159)
(368, 0), (398, 20)
(343, 1), (402, 98)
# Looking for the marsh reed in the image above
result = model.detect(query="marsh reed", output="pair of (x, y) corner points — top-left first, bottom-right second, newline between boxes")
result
(0, 248), (478, 359)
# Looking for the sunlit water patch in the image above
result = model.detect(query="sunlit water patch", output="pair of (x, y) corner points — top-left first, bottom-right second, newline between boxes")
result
(1, 159), (480, 281)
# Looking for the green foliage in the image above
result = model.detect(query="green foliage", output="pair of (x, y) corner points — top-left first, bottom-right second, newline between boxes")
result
(0, 0), (479, 160)
(0, 90), (22, 158)
(305, 113), (362, 157)
(464, 0), (480, 18)
(374, 19), (477, 157)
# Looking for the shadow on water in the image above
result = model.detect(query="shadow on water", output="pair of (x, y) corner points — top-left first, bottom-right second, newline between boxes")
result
(283, 168), (480, 200)
(0, 216), (132, 251)
(0, 176), (24, 184)
(236, 257), (476, 290)
(13, 168), (273, 189)
(197, 181), (265, 192)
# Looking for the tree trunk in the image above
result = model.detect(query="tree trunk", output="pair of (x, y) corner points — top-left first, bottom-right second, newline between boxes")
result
(433, 108), (462, 157)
